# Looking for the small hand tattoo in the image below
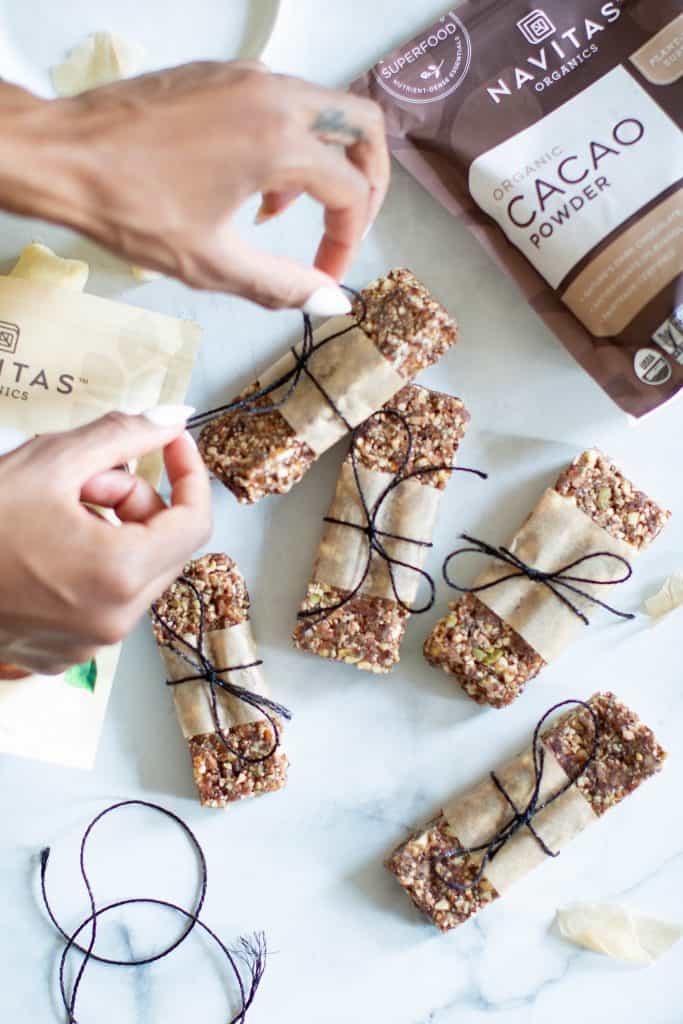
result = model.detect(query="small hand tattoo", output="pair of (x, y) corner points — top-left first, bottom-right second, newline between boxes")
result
(312, 108), (365, 142)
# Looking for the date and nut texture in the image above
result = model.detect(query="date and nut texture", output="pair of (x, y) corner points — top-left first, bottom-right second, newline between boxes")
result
(198, 268), (459, 504)
(424, 449), (671, 708)
(152, 553), (288, 808)
(292, 384), (470, 673)
(387, 692), (666, 932)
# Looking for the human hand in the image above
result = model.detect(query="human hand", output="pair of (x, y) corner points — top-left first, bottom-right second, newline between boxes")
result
(44, 61), (390, 309)
(0, 407), (211, 674)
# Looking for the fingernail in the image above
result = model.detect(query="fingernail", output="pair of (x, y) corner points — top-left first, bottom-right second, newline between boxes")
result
(183, 429), (198, 447)
(302, 286), (352, 317)
(254, 203), (270, 226)
(362, 222), (374, 241)
(142, 404), (195, 427)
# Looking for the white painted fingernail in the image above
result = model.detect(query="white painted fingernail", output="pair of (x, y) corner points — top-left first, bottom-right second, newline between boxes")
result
(302, 286), (352, 317)
(142, 404), (195, 427)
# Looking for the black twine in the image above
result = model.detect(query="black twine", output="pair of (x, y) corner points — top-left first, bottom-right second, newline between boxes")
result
(151, 577), (291, 765)
(298, 410), (487, 627)
(433, 699), (600, 891)
(187, 285), (364, 431)
(39, 799), (266, 1024)
(443, 534), (636, 625)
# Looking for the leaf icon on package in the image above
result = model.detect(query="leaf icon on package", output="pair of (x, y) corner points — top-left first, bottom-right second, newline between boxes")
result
(420, 60), (444, 80)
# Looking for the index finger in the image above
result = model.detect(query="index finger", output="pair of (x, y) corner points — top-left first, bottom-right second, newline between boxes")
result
(310, 95), (390, 278)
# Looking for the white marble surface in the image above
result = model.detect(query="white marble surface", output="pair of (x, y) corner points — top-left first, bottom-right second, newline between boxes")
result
(1, 3), (682, 1022)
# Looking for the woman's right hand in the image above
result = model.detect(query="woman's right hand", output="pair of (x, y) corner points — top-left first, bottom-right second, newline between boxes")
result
(16, 61), (390, 311)
(0, 408), (211, 675)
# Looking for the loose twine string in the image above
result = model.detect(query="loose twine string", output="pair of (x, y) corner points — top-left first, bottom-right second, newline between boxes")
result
(433, 699), (600, 891)
(39, 800), (266, 1024)
(151, 577), (292, 765)
(187, 285), (365, 431)
(298, 410), (487, 628)
(443, 535), (636, 625)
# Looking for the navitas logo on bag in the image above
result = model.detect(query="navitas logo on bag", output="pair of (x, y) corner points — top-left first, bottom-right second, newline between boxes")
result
(0, 321), (19, 355)
(488, 2), (621, 103)
(517, 10), (556, 45)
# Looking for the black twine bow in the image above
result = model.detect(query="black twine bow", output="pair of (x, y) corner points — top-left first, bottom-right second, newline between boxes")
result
(443, 534), (636, 625)
(39, 800), (266, 1024)
(433, 699), (600, 892)
(151, 577), (291, 765)
(187, 285), (364, 431)
(298, 410), (487, 627)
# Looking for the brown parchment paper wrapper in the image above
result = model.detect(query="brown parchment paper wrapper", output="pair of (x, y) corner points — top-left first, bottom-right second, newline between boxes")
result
(313, 463), (442, 604)
(160, 622), (270, 739)
(0, 269), (200, 770)
(474, 490), (636, 662)
(258, 315), (406, 455)
(444, 743), (597, 894)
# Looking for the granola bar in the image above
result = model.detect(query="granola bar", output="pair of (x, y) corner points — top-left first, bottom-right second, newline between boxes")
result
(152, 553), (288, 808)
(424, 450), (670, 707)
(387, 692), (666, 932)
(292, 384), (470, 672)
(199, 268), (458, 504)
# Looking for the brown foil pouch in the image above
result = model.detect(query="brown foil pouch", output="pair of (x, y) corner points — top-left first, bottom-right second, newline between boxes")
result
(352, 1), (683, 416)
(0, 248), (200, 769)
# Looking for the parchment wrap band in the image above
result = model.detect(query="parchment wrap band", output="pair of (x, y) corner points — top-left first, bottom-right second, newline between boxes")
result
(160, 621), (269, 739)
(312, 463), (442, 604)
(444, 743), (597, 894)
(258, 316), (406, 455)
(474, 489), (636, 662)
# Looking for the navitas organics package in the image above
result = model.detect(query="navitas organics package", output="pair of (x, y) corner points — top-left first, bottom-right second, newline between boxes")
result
(353, 1), (683, 416)
(0, 244), (200, 769)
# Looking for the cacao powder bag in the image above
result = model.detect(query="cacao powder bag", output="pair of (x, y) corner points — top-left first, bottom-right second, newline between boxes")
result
(352, 1), (683, 416)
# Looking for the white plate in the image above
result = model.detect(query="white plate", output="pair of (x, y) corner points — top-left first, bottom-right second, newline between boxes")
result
(0, 0), (282, 97)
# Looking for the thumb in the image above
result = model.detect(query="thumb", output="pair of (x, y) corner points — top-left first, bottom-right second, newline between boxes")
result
(43, 405), (195, 482)
(215, 234), (351, 313)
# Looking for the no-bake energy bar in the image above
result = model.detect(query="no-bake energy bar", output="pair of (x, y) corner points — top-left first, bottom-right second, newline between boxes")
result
(424, 450), (670, 707)
(198, 268), (458, 504)
(292, 384), (470, 672)
(387, 692), (666, 932)
(152, 554), (288, 807)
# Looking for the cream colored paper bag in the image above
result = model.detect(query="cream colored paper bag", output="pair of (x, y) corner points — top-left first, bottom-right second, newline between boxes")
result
(0, 245), (200, 769)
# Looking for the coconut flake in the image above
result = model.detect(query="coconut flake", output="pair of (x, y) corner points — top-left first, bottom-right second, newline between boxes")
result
(557, 903), (682, 965)
(10, 242), (89, 292)
(51, 31), (145, 97)
(644, 571), (683, 618)
(131, 265), (163, 283)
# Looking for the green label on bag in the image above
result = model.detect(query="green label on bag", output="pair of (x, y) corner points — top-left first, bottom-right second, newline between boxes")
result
(64, 658), (97, 693)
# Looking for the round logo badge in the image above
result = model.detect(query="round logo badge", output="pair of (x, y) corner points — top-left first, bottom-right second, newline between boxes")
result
(373, 12), (472, 105)
(634, 348), (672, 386)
